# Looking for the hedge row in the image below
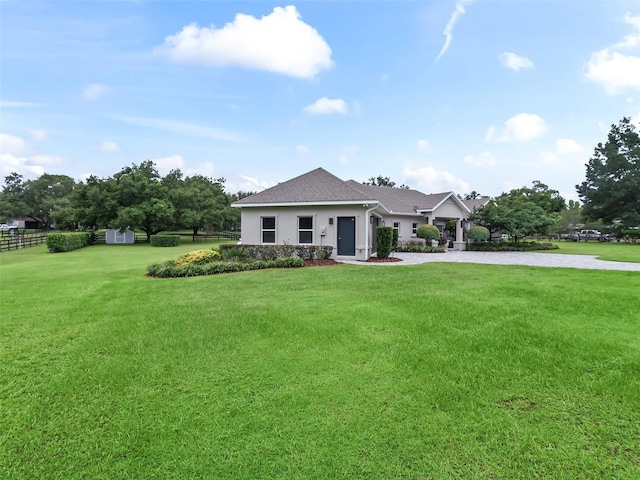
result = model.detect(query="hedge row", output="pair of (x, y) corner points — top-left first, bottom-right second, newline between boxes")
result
(150, 235), (181, 247)
(147, 256), (304, 278)
(218, 244), (333, 261)
(46, 232), (93, 253)
(395, 243), (445, 253)
(466, 241), (558, 251)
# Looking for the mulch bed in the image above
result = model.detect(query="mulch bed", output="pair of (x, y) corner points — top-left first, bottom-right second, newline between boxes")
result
(303, 259), (342, 267)
(363, 257), (402, 263)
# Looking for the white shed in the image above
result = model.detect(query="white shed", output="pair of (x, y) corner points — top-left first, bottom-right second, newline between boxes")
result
(105, 229), (135, 244)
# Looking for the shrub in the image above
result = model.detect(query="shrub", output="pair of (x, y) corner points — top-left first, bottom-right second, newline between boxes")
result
(392, 229), (399, 252)
(416, 224), (440, 244)
(147, 256), (304, 278)
(466, 241), (558, 252)
(218, 244), (332, 261)
(395, 242), (445, 253)
(376, 226), (394, 259)
(46, 232), (92, 253)
(150, 235), (181, 247)
(467, 226), (490, 242)
(175, 249), (222, 266)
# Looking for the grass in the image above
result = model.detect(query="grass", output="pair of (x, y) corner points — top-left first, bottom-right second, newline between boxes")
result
(1, 244), (639, 479)
(544, 240), (640, 263)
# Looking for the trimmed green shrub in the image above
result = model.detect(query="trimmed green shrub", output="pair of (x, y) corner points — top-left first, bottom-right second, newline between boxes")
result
(392, 229), (399, 252)
(46, 232), (92, 253)
(416, 224), (440, 244)
(147, 256), (305, 278)
(175, 249), (221, 266)
(467, 226), (490, 242)
(218, 244), (333, 261)
(150, 235), (181, 247)
(376, 226), (394, 259)
(395, 242), (445, 253)
(466, 241), (558, 252)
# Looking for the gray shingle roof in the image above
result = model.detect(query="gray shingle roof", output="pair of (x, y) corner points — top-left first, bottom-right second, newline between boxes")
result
(233, 168), (376, 205)
(463, 197), (492, 212)
(346, 181), (453, 214)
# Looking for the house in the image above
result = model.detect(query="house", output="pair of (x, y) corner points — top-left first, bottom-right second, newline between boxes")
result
(232, 168), (472, 261)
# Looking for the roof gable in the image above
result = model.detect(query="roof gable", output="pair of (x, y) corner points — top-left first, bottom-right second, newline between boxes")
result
(233, 167), (375, 206)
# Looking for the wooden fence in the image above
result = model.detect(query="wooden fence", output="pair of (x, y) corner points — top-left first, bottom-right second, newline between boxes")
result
(0, 233), (48, 252)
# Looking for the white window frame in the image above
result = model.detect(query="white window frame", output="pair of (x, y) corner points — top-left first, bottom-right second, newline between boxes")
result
(298, 216), (313, 244)
(261, 216), (276, 244)
(412, 222), (419, 235)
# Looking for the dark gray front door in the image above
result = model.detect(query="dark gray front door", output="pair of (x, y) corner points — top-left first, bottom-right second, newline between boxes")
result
(337, 217), (356, 256)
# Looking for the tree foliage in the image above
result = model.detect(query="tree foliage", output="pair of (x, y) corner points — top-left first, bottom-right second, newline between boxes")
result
(416, 224), (440, 244)
(467, 226), (490, 242)
(577, 117), (640, 227)
(363, 175), (409, 189)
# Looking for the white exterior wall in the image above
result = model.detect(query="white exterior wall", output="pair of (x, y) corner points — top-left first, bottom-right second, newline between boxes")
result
(383, 215), (426, 243)
(239, 205), (374, 260)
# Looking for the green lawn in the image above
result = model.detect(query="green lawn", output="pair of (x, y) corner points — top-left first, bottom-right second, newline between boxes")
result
(1, 244), (639, 479)
(545, 240), (640, 263)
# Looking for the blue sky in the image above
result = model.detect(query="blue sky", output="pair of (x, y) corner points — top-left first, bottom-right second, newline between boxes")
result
(1, 0), (639, 199)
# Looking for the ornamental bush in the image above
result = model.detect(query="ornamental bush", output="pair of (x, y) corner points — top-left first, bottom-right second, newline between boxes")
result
(150, 235), (181, 247)
(376, 226), (394, 259)
(466, 241), (558, 252)
(175, 249), (221, 266)
(467, 226), (490, 242)
(46, 232), (92, 253)
(146, 256), (304, 278)
(218, 244), (332, 261)
(416, 224), (440, 244)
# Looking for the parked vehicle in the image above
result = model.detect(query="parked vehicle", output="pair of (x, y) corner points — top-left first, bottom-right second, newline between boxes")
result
(0, 223), (18, 233)
(560, 229), (603, 242)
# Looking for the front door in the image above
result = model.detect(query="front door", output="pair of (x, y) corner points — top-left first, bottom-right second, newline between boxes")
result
(337, 216), (356, 256)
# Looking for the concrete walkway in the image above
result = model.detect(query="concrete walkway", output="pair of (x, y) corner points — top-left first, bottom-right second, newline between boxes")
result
(341, 251), (640, 271)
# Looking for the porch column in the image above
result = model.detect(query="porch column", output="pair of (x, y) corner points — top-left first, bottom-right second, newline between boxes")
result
(453, 218), (466, 251)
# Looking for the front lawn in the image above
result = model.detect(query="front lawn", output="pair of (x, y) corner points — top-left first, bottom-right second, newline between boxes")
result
(1, 245), (639, 478)
(545, 240), (640, 263)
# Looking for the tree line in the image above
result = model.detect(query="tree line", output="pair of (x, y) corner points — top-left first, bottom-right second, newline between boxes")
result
(0, 161), (254, 241)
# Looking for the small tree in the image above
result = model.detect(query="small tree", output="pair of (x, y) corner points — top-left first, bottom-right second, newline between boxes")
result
(376, 226), (394, 259)
(416, 224), (440, 245)
(467, 225), (490, 243)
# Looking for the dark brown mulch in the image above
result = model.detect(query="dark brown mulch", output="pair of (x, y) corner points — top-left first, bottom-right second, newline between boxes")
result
(363, 256), (402, 263)
(303, 259), (342, 267)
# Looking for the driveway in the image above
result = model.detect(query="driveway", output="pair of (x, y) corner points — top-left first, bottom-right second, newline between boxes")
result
(342, 251), (640, 271)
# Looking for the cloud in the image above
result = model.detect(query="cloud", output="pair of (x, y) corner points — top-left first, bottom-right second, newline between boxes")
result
(403, 163), (469, 193)
(97, 140), (119, 152)
(30, 154), (64, 166)
(112, 115), (244, 142)
(499, 52), (534, 71)
(435, 0), (473, 63)
(417, 139), (429, 151)
(29, 129), (48, 141)
(296, 145), (310, 154)
(156, 5), (333, 79)
(464, 151), (497, 167)
(0, 133), (26, 154)
(339, 154), (349, 164)
(555, 138), (584, 154)
(83, 84), (108, 101)
(539, 151), (560, 166)
(0, 100), (43, 108)
(485, 113), (547, 142)
(586, 13), (640, 93)
(0, 154), (46, 177)
(150, 154), (184, 175)
(227, 174), (274, 193)
(303, 97), (347, 114)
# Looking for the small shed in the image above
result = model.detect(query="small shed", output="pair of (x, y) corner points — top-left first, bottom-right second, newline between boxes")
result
(105, 229), (135, 244)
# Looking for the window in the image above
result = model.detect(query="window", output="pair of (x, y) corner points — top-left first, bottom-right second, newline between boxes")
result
(393, 222), (400, 233)
(261, 217), (276, 243)
(298, 216), (313, 244)
(412, 222), (419, 235)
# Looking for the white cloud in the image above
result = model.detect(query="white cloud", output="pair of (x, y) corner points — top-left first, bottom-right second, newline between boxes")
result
(499, 52), (534, 71)
(0, 154), (45, 177)
(339, 154), (349, 164)
(296, 145), (310, 154)
(184, 162), (217, 178)
(435, 0), (474, 63)
(97, 141), (119, 152)
(539, 151), (560, 166)
(464, 151), (497, 167)
(0, 133), (26, 154)
(403, 163), (469, 193)
(555, 138), (584, 154)
(228, 174), (273, 193)
(83, 84), (108, 101)
(113, 115), (244, 142)
(303, 97), (347, 115)
(417, 139), (429, 151)
(342, 145), (357, 154)
(30, 154), (64, 166)
(156, 6), (333, 79)
(586, 13), (640, 93)
(150, 154), (184, 174)
(486, 113), (547, 142)
(29, 129), (48, 141)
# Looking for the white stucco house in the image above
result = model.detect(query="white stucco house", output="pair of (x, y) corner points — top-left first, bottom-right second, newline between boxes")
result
(232, 168), (476, 261)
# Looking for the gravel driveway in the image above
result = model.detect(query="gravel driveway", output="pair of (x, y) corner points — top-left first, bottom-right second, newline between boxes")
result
(341, 251), (640, 271)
